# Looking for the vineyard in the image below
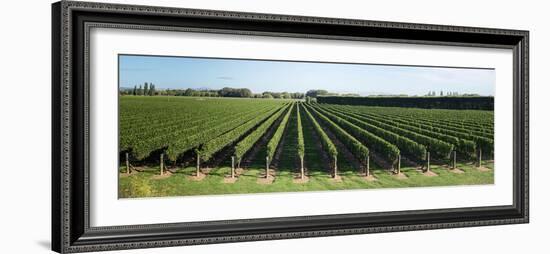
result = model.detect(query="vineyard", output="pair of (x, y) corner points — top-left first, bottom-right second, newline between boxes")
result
(119, 96), (494, 198)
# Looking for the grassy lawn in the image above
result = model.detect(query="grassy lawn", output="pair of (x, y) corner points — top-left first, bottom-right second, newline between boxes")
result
(118, 161), (493, 198)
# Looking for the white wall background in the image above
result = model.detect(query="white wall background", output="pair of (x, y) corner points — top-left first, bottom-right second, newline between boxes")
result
(0, 0), (546, 253)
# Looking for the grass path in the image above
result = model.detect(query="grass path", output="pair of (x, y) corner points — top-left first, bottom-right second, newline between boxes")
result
(119, 161), (493, 198)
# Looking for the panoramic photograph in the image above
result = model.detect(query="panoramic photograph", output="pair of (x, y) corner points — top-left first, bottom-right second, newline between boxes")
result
(118, 54), (495, 198)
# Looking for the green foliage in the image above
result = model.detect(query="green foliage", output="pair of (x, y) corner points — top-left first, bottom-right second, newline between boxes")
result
(314, 104), (425, 161)
(126, 176), (153, 197)
(120, 96), (493, 168)
(198, 106), (284, 162)
(305, 89), (329, 98)
(318, 105), (443, 159)
(304, 105), (369, 163)
(302, 105), (338, 158)
(266, 103), (295, 161)
(398, 117), (492, 155)
(144, 82), (149, 96)
(234, 104), (290, 161)
(119, 97), (288, 160)
(165, 105), (283, 161)
(317, 96), (494, 110)
(219, 87), (253, 98)
(334, 105), (490, 157)
(307, 104), (399, 163)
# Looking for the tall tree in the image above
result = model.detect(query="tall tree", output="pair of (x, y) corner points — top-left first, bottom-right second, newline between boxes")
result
(184, 88), (194, 96)
(132, 85), (137, 96)
(305, 89), (328, 98)
(144, 82), (149, 96)
(291, 92), (304, 99)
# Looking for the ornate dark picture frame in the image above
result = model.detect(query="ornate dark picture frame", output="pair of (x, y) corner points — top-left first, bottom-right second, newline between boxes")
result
(51, 1), (529, 253)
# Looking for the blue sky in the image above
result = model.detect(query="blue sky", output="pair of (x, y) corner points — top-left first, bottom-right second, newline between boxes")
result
(119, 55), (495, 96)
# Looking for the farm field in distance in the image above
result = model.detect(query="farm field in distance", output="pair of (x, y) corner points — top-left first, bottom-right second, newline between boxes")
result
(119, 96), (494, 198)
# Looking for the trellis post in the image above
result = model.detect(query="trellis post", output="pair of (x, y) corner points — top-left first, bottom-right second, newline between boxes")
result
(477, 148), (482, 167)
(397, 155), (401, 174)
(334, 155), (338, 178)
(426, 152), (431, 172)
(365, 156), (370, 176)
(452, 150), (457, 169)
(300, 156), (304, 180)
(160, 153), (164, 176)
(231, 156), (235, 178)
(125, 152), (130, 174)
(196, 153), (200, 176)
(266, 156), (270, 179)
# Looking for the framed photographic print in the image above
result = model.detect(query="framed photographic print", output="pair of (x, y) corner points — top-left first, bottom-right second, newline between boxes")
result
(51, 1), (529, 253)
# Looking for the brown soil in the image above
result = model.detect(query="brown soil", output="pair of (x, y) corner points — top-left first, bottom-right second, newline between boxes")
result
(416, 163), (432, 172)
(188, 172), (206, 181)
(151, 171), (172, 180)
(363, 175), (377, 182)
(223, 177), (238, 184)
(235, 168), (245, 176)
(422, 170), (438, 177)
(259, 169), (276, 178)
(257, 175), (275, 184)
(330, 175), (343, 183)
(293, 175), (310, 184)
(119, 171), (138, 178)
(199, 167), (212, 175)
(477, 166), (492, 172)
(165, 167), (178, 174)
(449, 168), (465, 174)
(131, 166), (146, 172)
(393, 172), (408, 180)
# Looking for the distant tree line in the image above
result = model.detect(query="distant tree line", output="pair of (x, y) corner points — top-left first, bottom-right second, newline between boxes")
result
(120, 84), (305, 99)
(317, 96), (494, 110)
(305, 89), (339, 98)
(426, 90), (480, 97)
(260, 91), (304, 99)
(119, 82), (158, 96)
(120, 85), (485, 102)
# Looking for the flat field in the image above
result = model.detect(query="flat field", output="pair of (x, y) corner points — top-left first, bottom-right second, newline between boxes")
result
(119, 96), (494, 198)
